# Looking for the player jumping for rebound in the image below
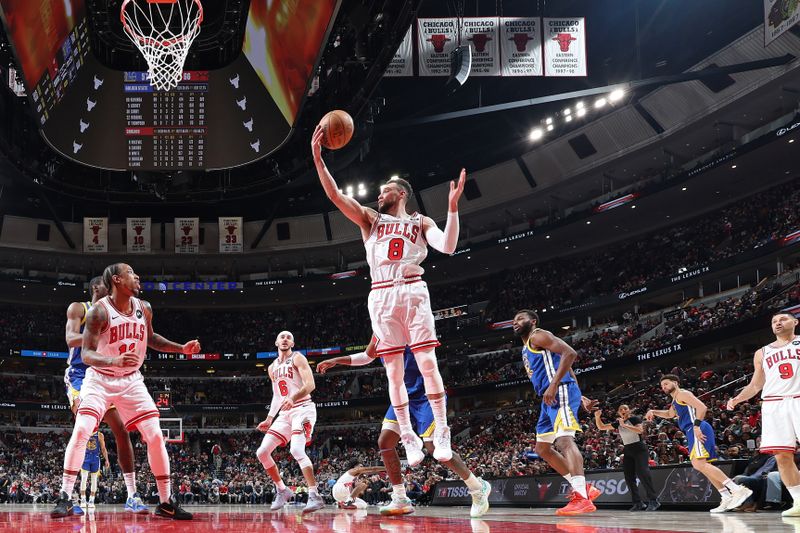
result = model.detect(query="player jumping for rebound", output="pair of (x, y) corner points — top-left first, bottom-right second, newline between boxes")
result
(313, 126), (464, 464)
(78, 430), (109, 509)
(256, 331), (324, 514)
(318, 337), (491, 517)
(727, 312), (800, 517)
(51, 263), (196, 520)
(64, 276), (148, 514)
(512, 309), (600, 515)
(647, 374), (752, 513)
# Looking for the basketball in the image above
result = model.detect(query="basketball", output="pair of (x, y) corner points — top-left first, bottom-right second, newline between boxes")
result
(319, 110), (354, 150)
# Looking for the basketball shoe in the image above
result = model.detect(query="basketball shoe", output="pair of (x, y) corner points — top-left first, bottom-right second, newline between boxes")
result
(432, 426), (453, 462)
(380, 495), (415, 516)
(400, 433), (425, 467)
(154, 494), (192, 520)
(270, 487), (295, 511)
(125, 492), (149, 513)
(470, 478), (492, 518)
(556, 493), (597, 516)
(303, 491), (325, 514)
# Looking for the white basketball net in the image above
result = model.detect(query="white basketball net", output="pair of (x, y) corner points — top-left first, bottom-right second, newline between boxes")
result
(121, 0), (204, 91)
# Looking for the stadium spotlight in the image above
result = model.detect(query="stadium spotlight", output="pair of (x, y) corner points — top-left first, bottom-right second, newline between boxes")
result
(529, 128), (544, 141)
(563, 107), (572, 115)
(609, 89), (625, 102)
(545, 117), (553, 125)
(576, 107), (587, 117)
(575, 101), (585, 109)
(594, 97), (607, 109)
(547, 124), (554, 131)
(346, 185), (354, 197)
(565, 115), (573, 123)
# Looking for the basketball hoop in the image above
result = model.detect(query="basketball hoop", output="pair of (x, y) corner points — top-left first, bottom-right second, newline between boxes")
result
(121, 0), (204, 91)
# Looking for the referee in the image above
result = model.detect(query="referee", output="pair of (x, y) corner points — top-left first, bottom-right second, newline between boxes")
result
(594, 404), (660, 511)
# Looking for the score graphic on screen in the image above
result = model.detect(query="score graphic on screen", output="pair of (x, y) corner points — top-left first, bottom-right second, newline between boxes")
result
(154, 391), (172, 409)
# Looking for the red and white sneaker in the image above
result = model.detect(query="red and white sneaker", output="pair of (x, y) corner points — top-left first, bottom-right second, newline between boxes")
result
(556, 494), (597, 516)
(564, 484), (601, 502)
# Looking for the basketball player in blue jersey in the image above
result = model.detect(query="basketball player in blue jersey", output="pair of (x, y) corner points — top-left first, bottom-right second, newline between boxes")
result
(513, 309), (599, 516)
(318, 336), (491, 518)
(65, 277), (148, 513)
(79, 430), (109, 509)
(646, 374), (752, 512)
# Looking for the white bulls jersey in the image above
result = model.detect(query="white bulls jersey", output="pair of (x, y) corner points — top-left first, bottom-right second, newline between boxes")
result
(95, 296), (148, 376)
(271, 353), (311, 404)
(365, 212), (428, 282)
(761, 335), (800, 398)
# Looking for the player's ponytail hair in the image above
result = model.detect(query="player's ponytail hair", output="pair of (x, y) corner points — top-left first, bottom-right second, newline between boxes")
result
(102, 263), (123, 294)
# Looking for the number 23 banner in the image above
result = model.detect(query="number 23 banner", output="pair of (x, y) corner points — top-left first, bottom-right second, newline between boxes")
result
(219, 217), (243, 253)
(175, 217), (199, 254)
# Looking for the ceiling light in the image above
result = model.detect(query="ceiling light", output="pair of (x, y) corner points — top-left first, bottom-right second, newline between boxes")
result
(586, 221), (591, 225)
(546, 124), (554, 131)
(563, 107), (572, 115)
(609, 89), (625, 102)
(681, 187), (687, 191)
(390, 174), (399, 180)
(545, 235), (551, 239)
(358, 189), (367, 197)
(575, 101), (584, 109)
(565, 115), (573, 123)
(631, 205), (636, 209)
(529, 128), (544, 141)
(545, 117), (553, 125)
(358, 183), (365, 189)
(731, 165), (737, 169)
(594, 98), (607, 109)
(789, 139), (795, 144)
(576, 108), (586, 117)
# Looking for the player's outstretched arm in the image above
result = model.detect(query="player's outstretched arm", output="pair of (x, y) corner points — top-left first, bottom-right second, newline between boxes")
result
(317, 336), (379, 374)
(727, 350), (766, 410)
(645, 406), (676, 421)
(81, 304), (133, 368)
(65, 302), (86, 348)
(141, 300), (200, 355)
(422, 168), (466, 255)
(311, 125), (376, 235)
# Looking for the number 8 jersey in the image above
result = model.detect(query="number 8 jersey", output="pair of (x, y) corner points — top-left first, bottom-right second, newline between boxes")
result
(364, 213), (428, 283)
(95, 296), (148, 376)
(761, 335), (800, 399)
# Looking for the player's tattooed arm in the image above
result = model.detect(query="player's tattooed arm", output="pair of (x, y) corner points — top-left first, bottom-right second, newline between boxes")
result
(65, 302), (86, 348)
(81, 303), (117, 367)
(141, 300), (201, 354)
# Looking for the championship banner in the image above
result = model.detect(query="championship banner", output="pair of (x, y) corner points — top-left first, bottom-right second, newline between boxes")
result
(384, 26), (414, 77)
(83, 217), (108, 253)
(218, 217), (243, 253)
(461, 17), (500, 76)
(765, 0), (800, 46)
(174, 217), (199, 254)
(417, 18), (459, 76)
(543, 18), (587, 77)
(126, 217), (151, 253)
(500, 17), (543, 77)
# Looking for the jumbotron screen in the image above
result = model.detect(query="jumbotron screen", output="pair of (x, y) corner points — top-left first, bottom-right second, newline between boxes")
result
(0, 0), (339, 170)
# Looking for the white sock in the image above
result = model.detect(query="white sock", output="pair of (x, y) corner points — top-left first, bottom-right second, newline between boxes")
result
(464, 474), (482, 491)
(393, 483), (407, 499)
(570, 475), (588, 499)
(79, 470), (88, 500)
(563, 473), (573, 483)
(309, 486), (319, 495)
(276, 480), (286, 491)
(429, 396), (448, 429)
(123, 472), (137, 498)
(788, 485), (800, 503)
(718, 485), (732, 496)
(393, 404), (414, 436)
(61, 473), (78, 497)
(722, 478), (738, 493)
(90, 473), (98, 499)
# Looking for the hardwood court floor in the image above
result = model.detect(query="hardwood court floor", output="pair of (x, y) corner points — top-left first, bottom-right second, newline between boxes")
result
(0, 504), (798, 533)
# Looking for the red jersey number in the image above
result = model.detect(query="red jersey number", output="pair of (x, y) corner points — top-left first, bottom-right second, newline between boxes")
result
(387, 238), (405, 260)
(779, 363), (794, 380)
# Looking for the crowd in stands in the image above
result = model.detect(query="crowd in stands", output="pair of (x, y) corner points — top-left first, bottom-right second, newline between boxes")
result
(1, 179), (798, 356)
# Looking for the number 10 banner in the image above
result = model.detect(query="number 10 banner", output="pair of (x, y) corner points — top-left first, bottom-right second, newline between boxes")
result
(126, 217), (151, 253)
(219, 217), (243, 253)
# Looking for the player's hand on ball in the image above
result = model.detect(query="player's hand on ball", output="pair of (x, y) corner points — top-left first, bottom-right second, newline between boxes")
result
(311, 125), (324, 160)
(182, 340), (201, 355)
(448, 168), (466, 211)
(542, 384), (557, 406)
(317, 360), (336, 374)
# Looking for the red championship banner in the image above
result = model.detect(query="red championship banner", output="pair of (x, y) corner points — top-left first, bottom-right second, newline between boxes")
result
(461, 17), (500, 76)
(384, 25), (414, 77)
(83, 217), (108, 253)
(219, 217), (243, 253)
(126, 217), (151, 253)
(417, 18), (459, 76)
(543, 17), (587, 77)
(500, 17), (543, 76)
(175, 217), (199, 254)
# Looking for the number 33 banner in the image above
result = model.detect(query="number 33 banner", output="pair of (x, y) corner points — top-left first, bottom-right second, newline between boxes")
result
(219, 217), (243, 253)
(126, 217), (151, 253)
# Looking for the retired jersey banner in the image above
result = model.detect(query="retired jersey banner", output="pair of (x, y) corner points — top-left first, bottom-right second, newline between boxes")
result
(417, 18), (459, 76)
(385, 26), (414, 77)
(543, 18), (587, 77)
(461, 18), (500, 76)
(126, 217), (151, 253)
(765, 0), (800, 46)
(500, 17), (543, 76)
(83, 217), (108, 253)
(174, 217), (199, 254)
(219, 217), (243, 253)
